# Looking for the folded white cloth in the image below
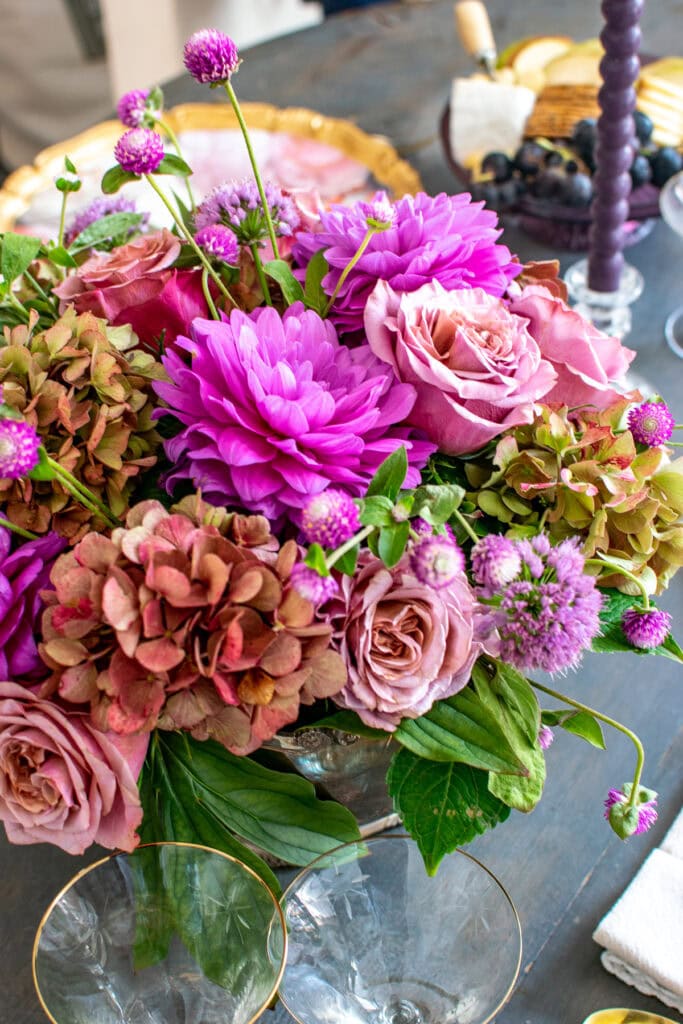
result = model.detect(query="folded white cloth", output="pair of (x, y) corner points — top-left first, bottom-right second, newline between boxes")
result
(593, 809), (683, 1015)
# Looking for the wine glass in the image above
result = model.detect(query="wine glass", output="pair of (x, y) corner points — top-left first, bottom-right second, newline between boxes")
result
(658, 170), (683, 357)
(279, 834), (522, 1024)
(33, 842), (286, 1024)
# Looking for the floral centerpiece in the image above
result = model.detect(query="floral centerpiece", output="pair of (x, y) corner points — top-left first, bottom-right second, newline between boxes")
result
(0, 29), (681, 884)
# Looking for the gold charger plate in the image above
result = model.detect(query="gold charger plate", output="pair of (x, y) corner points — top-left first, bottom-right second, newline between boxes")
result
(0, 102), (422, 232)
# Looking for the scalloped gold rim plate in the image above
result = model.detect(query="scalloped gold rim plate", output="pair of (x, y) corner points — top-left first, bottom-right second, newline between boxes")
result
(0, 102), (422, 231)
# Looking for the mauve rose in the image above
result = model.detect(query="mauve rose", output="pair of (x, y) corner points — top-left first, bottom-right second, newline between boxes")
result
(508, 284), (635, 409)
(0, 683), (147, 855)
(328, 552), (483, 731)
(364, 280), (557, 456)
(54, 228), (209, 349)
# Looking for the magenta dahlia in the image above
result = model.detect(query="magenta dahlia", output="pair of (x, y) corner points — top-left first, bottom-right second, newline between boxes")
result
(155, 305), (435, 523)
(292, 190), (519, 335)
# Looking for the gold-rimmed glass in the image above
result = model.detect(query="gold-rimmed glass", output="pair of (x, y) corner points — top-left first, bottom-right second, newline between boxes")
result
(33, 841), (286, 1024)
(279, 834), (522, 1024)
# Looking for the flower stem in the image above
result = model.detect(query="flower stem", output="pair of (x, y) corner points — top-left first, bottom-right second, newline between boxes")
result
(23, 269), (57, 311)
(0, 515), (39, 541)
(452, 507), (480, 545)
(585, 556), (650, 609)
(144, 174), (236, 307)
(326, 524), (375, 570)
(201, 268), (220, 320)
(323, 227), (374, 318)
(530, 678), (645, 811)
(57, 190), (68, 249)
(223, 80), (280, 260)
(5, 290), (31, 322)
(47, 457), (120, 528)
(250, 243), (272, 306)
(155, 116), (196, 212)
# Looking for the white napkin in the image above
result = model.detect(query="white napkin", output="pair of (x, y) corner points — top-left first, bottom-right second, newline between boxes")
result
(593, 809), (683, 1015)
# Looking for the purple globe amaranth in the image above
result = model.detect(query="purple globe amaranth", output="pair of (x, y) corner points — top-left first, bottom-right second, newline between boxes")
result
(194, 224), (239, 263)
(0, 529), (66, 678)
(538, 725), (555, 750)
(114, 128), (165, 175)
(627, 400), (676, 447)
(471, 534), (522, 596)
(0, 419), (41, 478)
(195, 179), (299, 243)
(300, 490), (361, 548)
(605, 786), (658, 837)
(292, 189), (519, 335)
(409, 534), (465, 590)
(117, 88), (151, 128)
(621, 607), (671, 649)
(154, 305), (435, 523)
(289, 564), (339, 605)
(65, 195), (144, 247)
(183, 28), (240, 84)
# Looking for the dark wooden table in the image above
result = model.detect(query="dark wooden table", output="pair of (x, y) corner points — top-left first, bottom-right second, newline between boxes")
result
(2, 2), (683, 1022)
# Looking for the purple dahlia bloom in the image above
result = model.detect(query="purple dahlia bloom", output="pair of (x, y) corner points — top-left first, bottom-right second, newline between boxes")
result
(65, 195), (144, 247)
(0, 529), (66, 678)
(114, 128), (165, 175)
(154, 305), (435, 523)
(195, 179), (299, 243)
(117, 88), (151, 128)
(293, 190), (520, 335)
(183, 28), (240, 84)
(0, 419), (40, 478)
(627, 400), (676, 447)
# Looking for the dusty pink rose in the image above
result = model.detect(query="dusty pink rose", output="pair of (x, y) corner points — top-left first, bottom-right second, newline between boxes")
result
(364, 280), (557, 456)
(328, 552), (483, 731)
(53, 228), (209, 349)
(0, 683), (147, 855)
(508, 284), (635, 409)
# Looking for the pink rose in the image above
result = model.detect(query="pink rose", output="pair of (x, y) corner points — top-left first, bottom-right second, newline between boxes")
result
(508, 284), (635, 409)
(0, 683), (147, 855)
(364, 280), (557, 456)
(54, 229), (209, 349)
(329, 553), (483, 731)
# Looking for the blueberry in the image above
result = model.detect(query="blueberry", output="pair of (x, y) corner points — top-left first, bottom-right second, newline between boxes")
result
(532, 169), (564, 200)
(650, 147), (683, 187)
(559, 172), (593, 207)
(497, 180), (521, 206)
(630, 153), (652, 188)
(633, 110), (654, 145)
(571, 118), (597, 148)
(514, 141), (545, 176)
(481, 151), (514, 183)
(544, 150), (564, 169)
(565, 159), (579, 175)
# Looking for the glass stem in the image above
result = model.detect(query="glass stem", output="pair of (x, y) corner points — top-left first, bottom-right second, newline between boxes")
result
(201, 268), (220, 320)
(0, 515), (39, 541)
(250, 243), (272, 305)
(223, 80), (280, 260)
(144, 174), (236, 307)
(323, 227), (374, 318)
(530, 678), (645, 811)
(156, 116), (196, 212)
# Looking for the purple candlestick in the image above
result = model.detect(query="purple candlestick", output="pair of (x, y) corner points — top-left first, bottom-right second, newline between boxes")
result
(587, 0), (644, 293)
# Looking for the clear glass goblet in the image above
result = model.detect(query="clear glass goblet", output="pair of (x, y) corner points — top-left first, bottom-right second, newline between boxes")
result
(279, 834), (522, 1024)
(33, 841), (286, 1024)
(659, 170), (683, 357)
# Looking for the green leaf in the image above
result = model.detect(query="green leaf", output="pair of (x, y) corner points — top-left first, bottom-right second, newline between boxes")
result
(1, 233), (42, 285)
(69, 211), (144, 252)
(366, 446), (408, 502)
(264, 259), (305, 306)
(27, 446), (58, 482)
(171, 190), (195, 233)
(387, 748), (510, 874)
(47, 245), (78, 269)
(155, 731), (361, 866)
(488, 745), (545, 811)
(358, 494), (395, 527)
(395, 686), (527, 775)
(334, 544), (359, 575)
(593, 588), (683, 662)
(54, 176), (82, 194)
(64, 155), (77, 174)
(303, 248), (329, 313)
(101, 164), (139, 194)
(304, 542), (329, 575)
(560, 711), (606, 749)
(305, 710), (390, 740)
(155, 153), (193, 177)
(411, 483), (465, 526)
(378, 521), (409, 568)
(148, 85), (164, 110)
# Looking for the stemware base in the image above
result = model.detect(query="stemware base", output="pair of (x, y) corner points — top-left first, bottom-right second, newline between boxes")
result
(664, 304), (683, 358)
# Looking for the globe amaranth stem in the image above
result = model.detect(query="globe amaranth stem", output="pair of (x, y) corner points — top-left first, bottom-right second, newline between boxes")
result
(0, 516), (39, 542)
(530, 678), (645, 810)
(249, 243), (272, 306)
(155, 116), (196, 212)
(326, 524), (375, 570)
(585, 556), (651, 609)
(323, 227), (374, 318)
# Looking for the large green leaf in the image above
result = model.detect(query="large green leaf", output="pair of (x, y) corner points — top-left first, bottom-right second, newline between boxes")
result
(1, 232), (42, 286)
(387, 748), (510, 874)
(303, 709), (389, 740)
(488, 745), (546, 812)
(264, 259), (305, 306)
(69, 211), (143, 252)
(593, 588), (683, 662)
(303, 248), (328, 314)
(366, 446), (408, 502)
(395, 685), (527, 775)
(541, 708), (606, 749)
(155, 731), (361, 867)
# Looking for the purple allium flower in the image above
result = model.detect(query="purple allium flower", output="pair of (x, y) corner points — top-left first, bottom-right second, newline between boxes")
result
(293, 190), (519, 335)
(0, 530), (66, 678)
(627, 400), (676, 447)
(114, 128), (165, 175)
(301, 490), (360, 548)
(154, 305), (435, 524)
(117, 88), (151, 128)
(621, 607), (671, 649)
(0, 419), (40, 479)
(605, 787), (658, 836)
(538, 725), (555, 750)
(194, 224), (239, 264)
(194, 179), (299, 243)
(289, 564), (339, 605)
(481, 535), (603, 674)
(183, 28), (240, 84)
(409, 535), (465, 589)
(471, 534), (522, 595)
(64, 195), (144, 246)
